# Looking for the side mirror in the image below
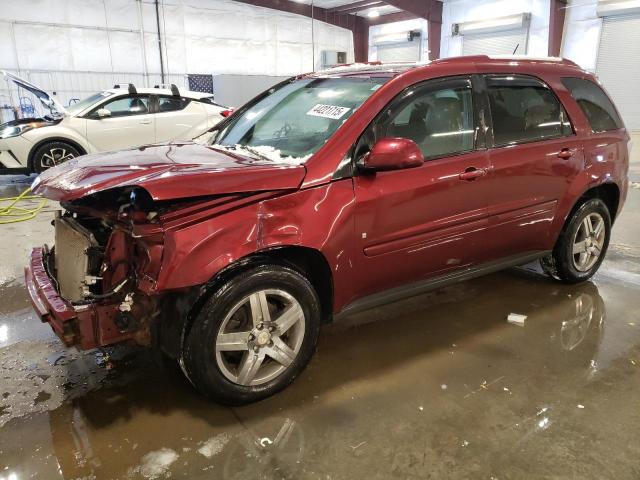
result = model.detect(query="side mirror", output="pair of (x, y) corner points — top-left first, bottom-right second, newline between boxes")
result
(359, 137), (424, 172)
(97, 108), (111, 119)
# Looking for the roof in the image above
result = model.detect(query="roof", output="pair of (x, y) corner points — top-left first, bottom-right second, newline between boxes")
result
(307, 55), (583, 80)
(431, 55), (580, 68)
(104, 87), (214, 100)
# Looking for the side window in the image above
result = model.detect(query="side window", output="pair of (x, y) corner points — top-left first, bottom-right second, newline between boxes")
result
(486, 75), (573, 146)
(376, 78), (475, 160)
(157, 96), (191, 113)
(96, 95), (150, 117)
(561, 77), (624, 132)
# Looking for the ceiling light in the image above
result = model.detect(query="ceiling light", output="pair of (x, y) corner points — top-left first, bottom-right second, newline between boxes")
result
(368, 10), (380, 18)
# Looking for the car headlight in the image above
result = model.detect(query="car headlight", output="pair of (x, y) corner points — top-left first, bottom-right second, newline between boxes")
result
(0, 123), (35, 139)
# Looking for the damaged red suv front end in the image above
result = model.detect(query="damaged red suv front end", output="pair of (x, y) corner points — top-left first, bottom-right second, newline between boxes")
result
(25, 142), (306, 350)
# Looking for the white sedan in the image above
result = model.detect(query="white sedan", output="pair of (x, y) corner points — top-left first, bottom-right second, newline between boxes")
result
(0, 71), (228, 174)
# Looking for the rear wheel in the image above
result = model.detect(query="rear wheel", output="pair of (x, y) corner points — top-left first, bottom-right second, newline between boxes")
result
(183, 264), (321, 405)
(32, 141), (80, 173)
(541, 198), (611, 283)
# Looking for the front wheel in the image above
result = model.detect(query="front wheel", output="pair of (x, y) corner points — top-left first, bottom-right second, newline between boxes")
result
(183, 264), (321, 405)
(542, 198), (611, 283)
(32, 141), (80, 173)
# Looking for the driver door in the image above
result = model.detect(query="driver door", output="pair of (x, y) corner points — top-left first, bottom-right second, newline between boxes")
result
(85, 94), (155, 151)
(352, 76), (493, 299)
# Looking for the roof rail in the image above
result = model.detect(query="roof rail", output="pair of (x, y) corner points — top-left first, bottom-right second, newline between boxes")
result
(154, 83), (181, 96)
(113, 83), (137, 94)
(432, 55), (580, 67)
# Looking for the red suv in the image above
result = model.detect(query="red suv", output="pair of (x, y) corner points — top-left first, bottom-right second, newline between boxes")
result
(25, 56), (629, 404)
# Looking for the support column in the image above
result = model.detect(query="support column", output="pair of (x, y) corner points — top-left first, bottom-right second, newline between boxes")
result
(548, 0), (567, 57)
(353, 16), (369, 63)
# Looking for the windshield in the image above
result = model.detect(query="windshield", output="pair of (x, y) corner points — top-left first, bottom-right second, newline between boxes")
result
(67, 91), (114, 116)
(212, 77), (389, 163)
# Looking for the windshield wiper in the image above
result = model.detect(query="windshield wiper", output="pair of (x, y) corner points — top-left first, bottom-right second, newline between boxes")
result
(241, 145), (271, 161)
(211, 144), (271, 162)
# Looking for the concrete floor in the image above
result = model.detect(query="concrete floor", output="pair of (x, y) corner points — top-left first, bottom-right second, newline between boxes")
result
(1, 166), (640, 480)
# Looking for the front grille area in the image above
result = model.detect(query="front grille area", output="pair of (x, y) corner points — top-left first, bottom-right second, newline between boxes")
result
(54, 215), (99, 302)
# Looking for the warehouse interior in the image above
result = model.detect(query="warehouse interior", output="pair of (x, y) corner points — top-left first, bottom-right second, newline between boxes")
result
(1, 0), (640, 478)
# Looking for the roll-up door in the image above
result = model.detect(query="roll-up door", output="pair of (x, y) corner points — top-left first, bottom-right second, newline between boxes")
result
(377, 40), (421, 62)
(462, 29), (528, 56)
(596, 14), (640, 131)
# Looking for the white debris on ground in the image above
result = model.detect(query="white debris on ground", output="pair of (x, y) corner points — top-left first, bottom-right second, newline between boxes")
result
(441, 384), (447, 390)
(507, 313), (527, 326)
(133, 448), (179, 479)
(197, 433), (230, 458)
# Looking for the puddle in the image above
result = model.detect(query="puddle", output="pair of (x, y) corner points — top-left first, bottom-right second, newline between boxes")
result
(1, 191), (640, 478)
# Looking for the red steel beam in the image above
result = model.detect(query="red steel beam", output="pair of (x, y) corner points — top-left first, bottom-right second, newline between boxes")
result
(548, 0), (568, 56)
(353, 16), (369, 63)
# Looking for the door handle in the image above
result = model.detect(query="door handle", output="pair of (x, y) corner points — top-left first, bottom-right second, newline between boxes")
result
(459, 167), (487, 181)
(139, 119), (152, 125)
(557, 148), (574, 160)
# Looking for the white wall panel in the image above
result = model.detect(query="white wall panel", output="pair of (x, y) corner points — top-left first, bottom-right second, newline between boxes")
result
(562, 0), (602, 72)
(0, 24), (18, 70)
(68, 28), (112, 71)
(0, 0), (354, 116)
(110, 32), (146, 73)
(13, 24), (74, 71)
(105, 0), (141, 30)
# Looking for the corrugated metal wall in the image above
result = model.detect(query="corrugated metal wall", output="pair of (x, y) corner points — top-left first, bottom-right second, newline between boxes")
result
(0, 0), (354, 119)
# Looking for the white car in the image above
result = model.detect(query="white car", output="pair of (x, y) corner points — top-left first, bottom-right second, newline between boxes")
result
(0, 71), (228, 174)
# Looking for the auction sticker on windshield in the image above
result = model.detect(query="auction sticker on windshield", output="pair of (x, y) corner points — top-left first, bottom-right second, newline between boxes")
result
(306, 104), (351, 119)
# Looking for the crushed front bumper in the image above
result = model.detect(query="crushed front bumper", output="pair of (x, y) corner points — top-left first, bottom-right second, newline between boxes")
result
(25, 247), (138, 350)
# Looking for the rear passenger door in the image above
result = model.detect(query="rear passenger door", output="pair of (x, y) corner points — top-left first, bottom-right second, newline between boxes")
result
(153, 95), (207, 143)
(483, 74), (582, 258)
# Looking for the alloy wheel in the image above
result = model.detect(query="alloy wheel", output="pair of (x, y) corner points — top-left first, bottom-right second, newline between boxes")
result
(40, 147), (75, 169)
(215, 289), (306, 386)
(571, 212), (606, 272)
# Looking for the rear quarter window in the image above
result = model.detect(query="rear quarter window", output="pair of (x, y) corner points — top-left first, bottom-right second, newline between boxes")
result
(561, 77), (624, 132)
(157, 96), (191, 113)
(486, 75), (573, 146)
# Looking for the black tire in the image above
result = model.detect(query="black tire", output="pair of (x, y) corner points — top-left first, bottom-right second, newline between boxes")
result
(542, 198), (611, 284)
(183, 264), (321, 405)
(32, 141), (80, 173)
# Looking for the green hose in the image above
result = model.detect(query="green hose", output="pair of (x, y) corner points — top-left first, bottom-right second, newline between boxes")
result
(0, 187), (47, 224)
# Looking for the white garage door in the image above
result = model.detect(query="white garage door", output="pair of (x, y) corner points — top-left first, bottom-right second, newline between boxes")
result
(462, 29), (528, 56)
(377, 41), (421, 63)
(596, 14), (640, 131)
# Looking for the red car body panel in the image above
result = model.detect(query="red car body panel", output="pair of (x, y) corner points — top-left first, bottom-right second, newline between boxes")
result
(26, 56), (630, 350)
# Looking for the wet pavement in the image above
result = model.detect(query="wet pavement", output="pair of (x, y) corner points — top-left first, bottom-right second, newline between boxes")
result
(1, 173), (640, 479)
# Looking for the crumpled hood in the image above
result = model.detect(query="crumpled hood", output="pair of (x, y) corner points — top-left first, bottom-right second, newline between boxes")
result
(31, 142), (307, 202)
